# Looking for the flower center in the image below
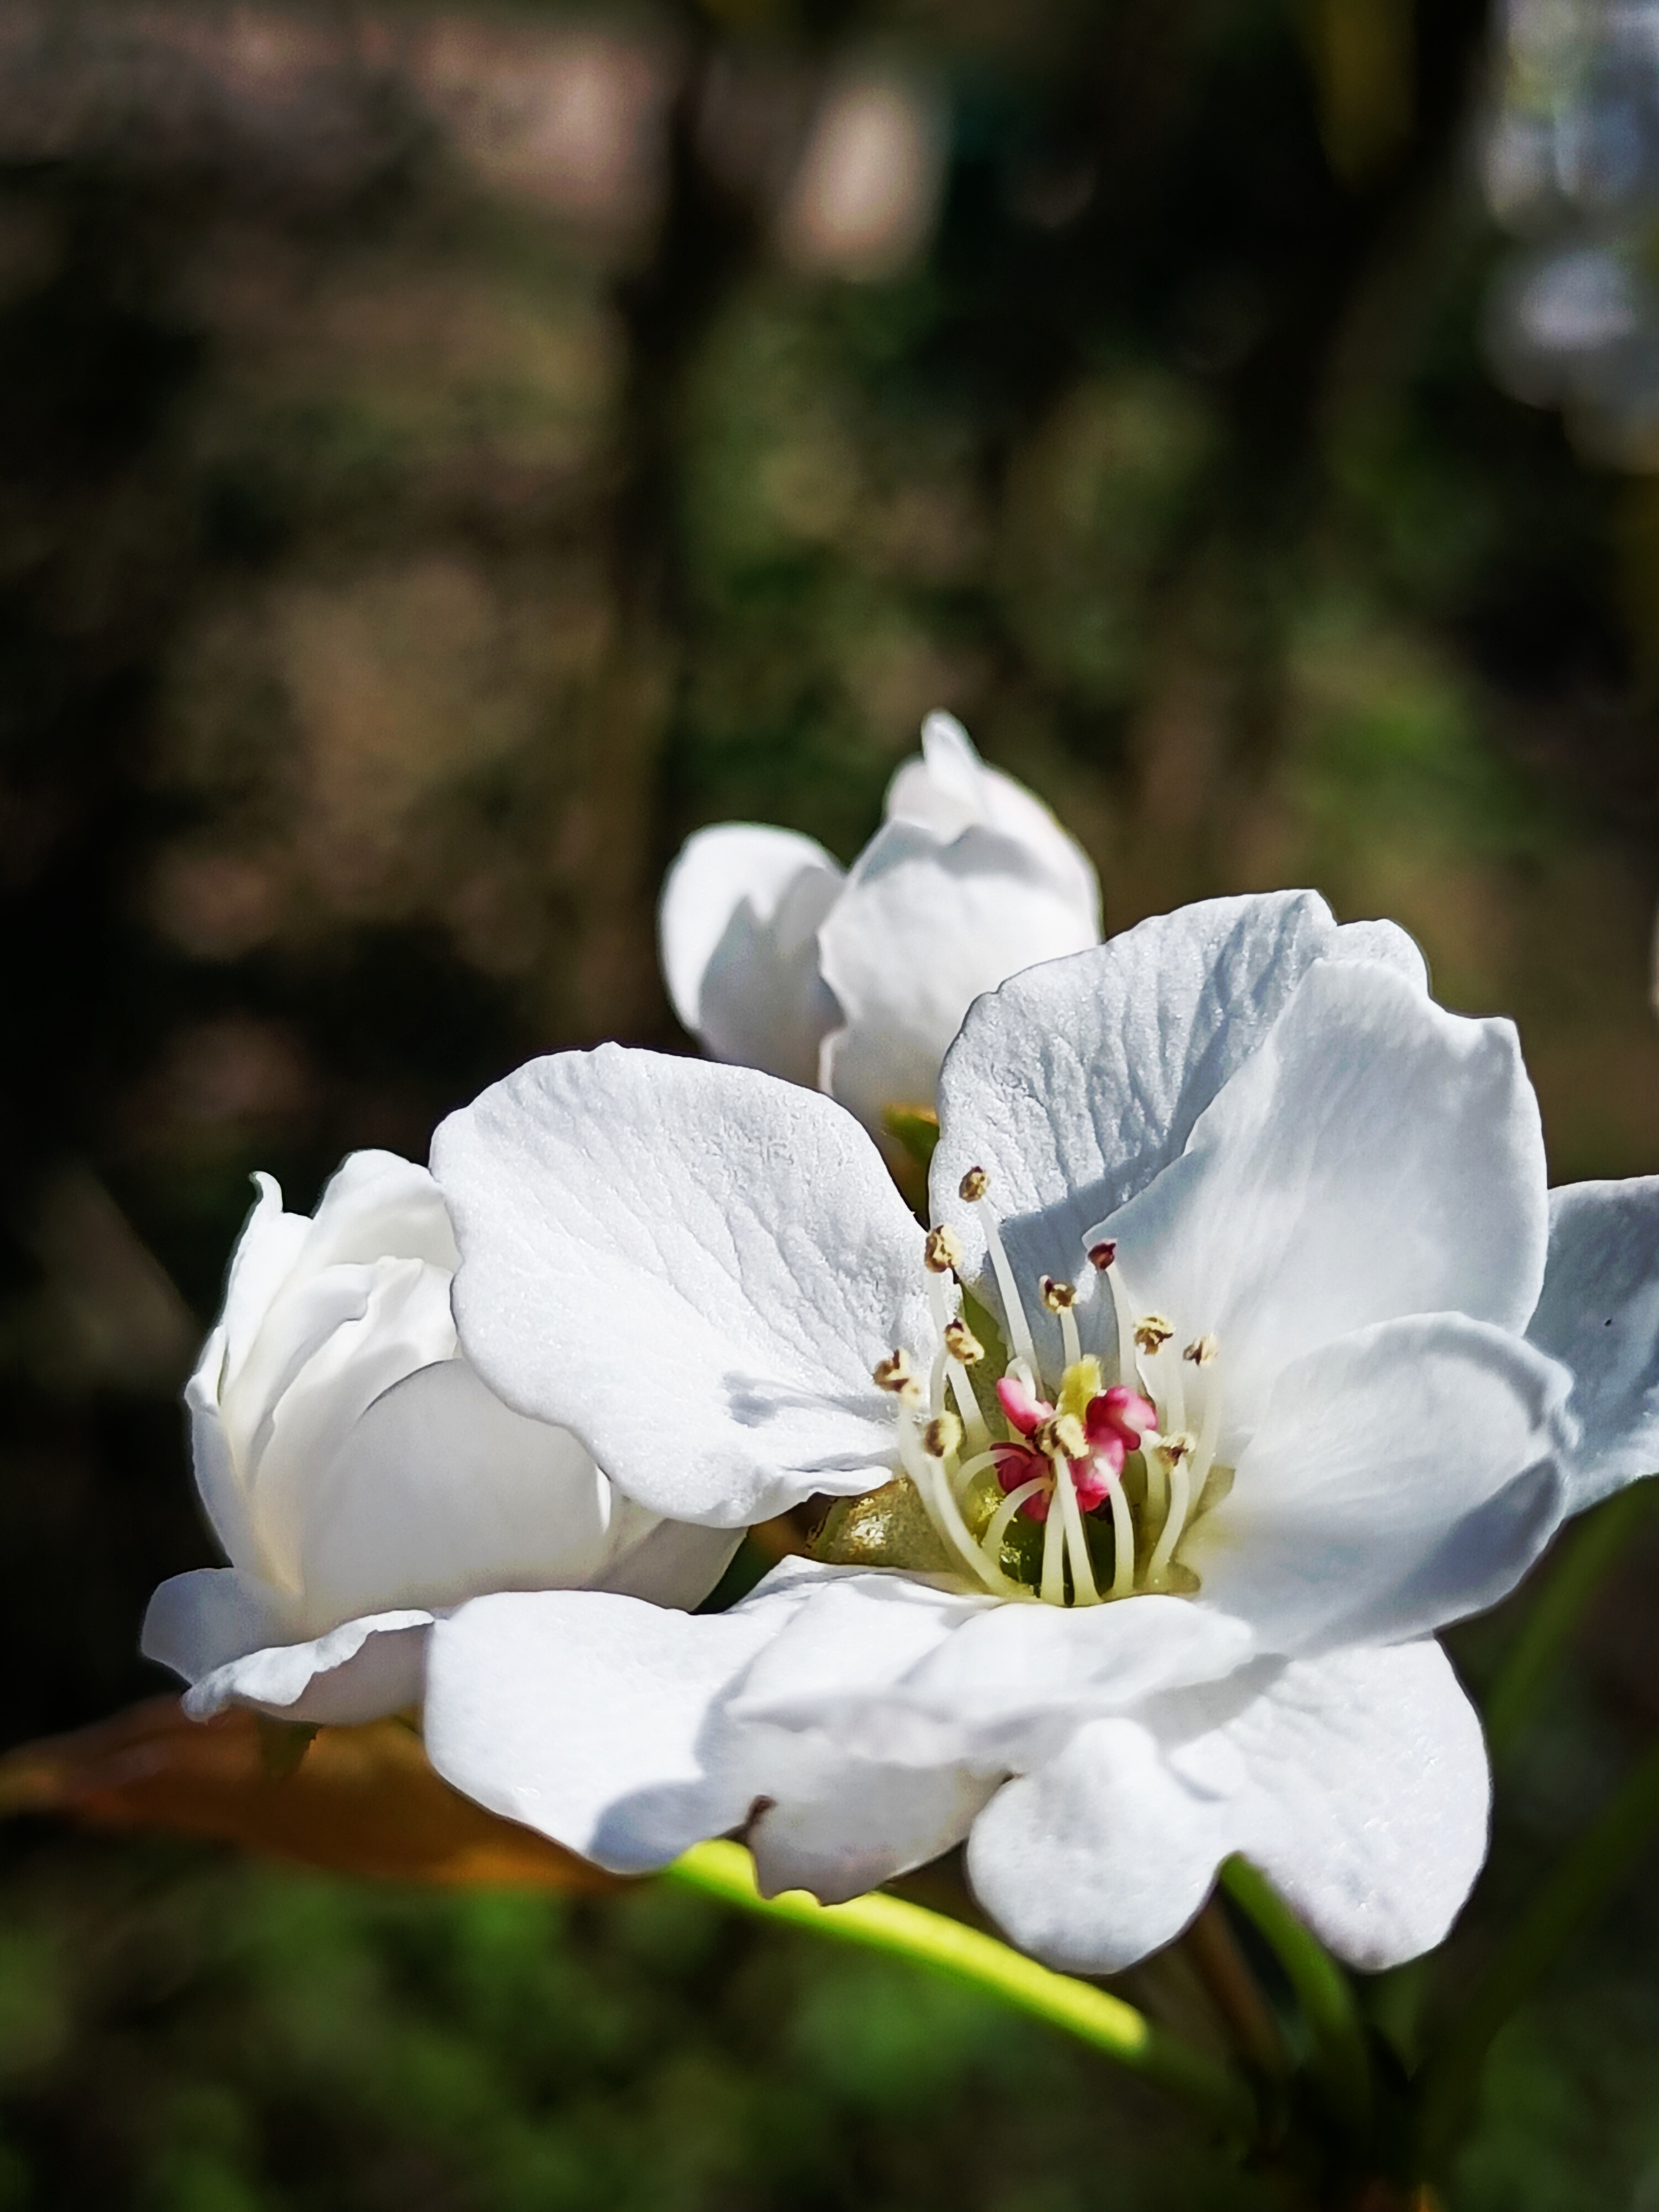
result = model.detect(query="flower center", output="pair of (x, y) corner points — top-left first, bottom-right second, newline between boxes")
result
(817, 1167), (1232, 1608)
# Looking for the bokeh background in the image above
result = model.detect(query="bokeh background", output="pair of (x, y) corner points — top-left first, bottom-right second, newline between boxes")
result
(0, 1), (1657, 2204)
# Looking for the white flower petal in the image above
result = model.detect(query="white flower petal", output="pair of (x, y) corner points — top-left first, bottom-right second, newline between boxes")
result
(296, 1359), (641, 1629)
(296, 1151), (459, 1277)
(1098, 958), (1548, 1426)
(425, 1563), (995, 1894)
(185, 1360), (260, 1577)
(931, 892), (1427, 1363)
(658, 824), (844, 1087)
(217, 1174), (310, 1383)
(885, 713), (1101, 924)
(432, 1048), (931, 1525)
(1527, 1177), (1659, 1511)
(141, 1565), (300, 1684)
(737, 1586), (1253, 1768)
(968, 1639), (1487, 1975)
(423, 1581), (815, 1873)
(594, 1516), (746, 1610)
(180, 1609), (433, 1724)
(745, 1734), (995, 1903)
(247, 1258), (459, 1588)
(1187, 1315), (1570, 1652)
(818, 822), (1100, 1137)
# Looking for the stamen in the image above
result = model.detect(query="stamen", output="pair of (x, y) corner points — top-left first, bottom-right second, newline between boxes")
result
(969, 1184), (1038, 1378)
(895, 1402), (1023, 1599)
(1087, 1240), (1116, 1271)
(925, 1225), (964, 1276)
(1105, 1469), (1134, 1599)
(959, 1167), (988, 1203)
(1184, 1335), (1218, 1366)
(1051, 1457), (1101, 1607)
(873, 1350), (918, 1394)
(1032, 1412), (1087, 1461)
(924, 1412), (962, 1459)
(1134, 1314), (1174, 1356)
(1041, 1277), (1082, 1368)
(981, 1475), (1048, 1561)
(1146, 1434), (1195, 1586)
(1039, 1481), (1065, 1605)
(943, 1318), (984, 1365)
(926, 1273), (988, 1449)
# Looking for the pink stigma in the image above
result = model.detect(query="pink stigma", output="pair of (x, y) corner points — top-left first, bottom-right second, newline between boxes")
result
(995, 1375), (1051, 1437)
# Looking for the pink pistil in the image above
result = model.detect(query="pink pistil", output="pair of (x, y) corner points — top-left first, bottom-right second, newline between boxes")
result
(995, 1375), (1050, 1435)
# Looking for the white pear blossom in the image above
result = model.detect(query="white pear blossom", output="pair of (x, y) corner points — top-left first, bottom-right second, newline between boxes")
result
(659, 711), (1101, 1151)
(422, 892), (1659, 1975)
(141, 1151), (738, 1725)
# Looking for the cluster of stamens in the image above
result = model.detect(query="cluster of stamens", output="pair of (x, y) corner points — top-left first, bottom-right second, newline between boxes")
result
(868, 1167), (1227, 1608)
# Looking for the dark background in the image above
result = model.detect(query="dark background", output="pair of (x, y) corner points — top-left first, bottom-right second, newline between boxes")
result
(0, 2), (1655, 2204)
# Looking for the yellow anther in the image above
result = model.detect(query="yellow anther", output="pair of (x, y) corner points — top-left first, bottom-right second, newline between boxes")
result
(923, 1412), (962, 1460)
(1183, 1335), (1218, 1366)
(1154, 1432), (1195, 1466)
(1040, 1276), (1077, 1311)
(959, 1166), (988, 1203)
(1134, 1313), (1174, 1356)
(943, 1317), (984, 1365)
(873, 1350), (917, 1393)
(925, 1225), (965, 1275)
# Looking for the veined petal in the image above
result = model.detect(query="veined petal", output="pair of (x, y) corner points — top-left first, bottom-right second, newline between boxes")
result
(885, 712), (1101, 924)
(931, 892), (1427, 1366)
(432, 1049), (931, 1525)
(1527, 1177), (1659, 1512)
(734, 1584), (1253, 1769)
(659, 824), (844, 1088)
(424, 1564), (995, 1896)
(423, 1581), (815, 1873)
(819, 820), (1100, 1137)
(967, 1639), (1487, 1975)
(1095, 959), (1548, 1429)
(1186, 1315), (1571, 1652)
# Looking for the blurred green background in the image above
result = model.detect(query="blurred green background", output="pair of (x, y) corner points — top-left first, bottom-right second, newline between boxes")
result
(1, 0), (1658, 2204)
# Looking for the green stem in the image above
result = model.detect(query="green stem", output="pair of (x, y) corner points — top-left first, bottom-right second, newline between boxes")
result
(666, 1839), (1257, 2136)
(1418, 1734), (1659, 2175)
(1220, 1856), (1372, 2137)
(1482, 1480), (1657, 1762)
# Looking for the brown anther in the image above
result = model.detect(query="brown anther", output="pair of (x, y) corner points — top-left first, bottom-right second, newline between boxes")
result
(923, 1412), (962, 1460)
(1040, 1276), (1077, 1312)
(1133, 1314), (1174, 1356)
(925, 1225), (965, 1275)
(943, 1317), (984, 1365)
(959, 1166), (988, 1203)
(1033, 1413), (1088, 1461)
(1154, 1432), (1194, 1466)
(1087, 1240), (1118, 1271)
(1183, 1335), (1218, 1367)
(873, 1350), (916, 1393)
